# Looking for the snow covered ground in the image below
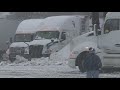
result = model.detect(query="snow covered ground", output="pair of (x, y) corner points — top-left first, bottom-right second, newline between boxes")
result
(0, 44), (120, 78)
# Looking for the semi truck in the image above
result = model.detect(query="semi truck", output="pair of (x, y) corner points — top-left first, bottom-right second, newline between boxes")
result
(8, 19), (44, 62)
(29, 15), (90, 58)
(68, 12), (120, 71)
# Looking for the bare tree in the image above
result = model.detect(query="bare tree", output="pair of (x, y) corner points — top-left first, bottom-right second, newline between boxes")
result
(91, 12), (100, 30)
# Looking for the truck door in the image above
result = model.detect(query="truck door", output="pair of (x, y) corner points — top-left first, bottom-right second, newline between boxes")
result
(99, 19), (120, 66)
(58, 32), (67, 50)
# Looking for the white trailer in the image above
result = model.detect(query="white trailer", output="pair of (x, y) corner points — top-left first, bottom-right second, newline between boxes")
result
(8, 19), (44, 62)
(29, 15), (89, 58)
(68, 12), (120, 71)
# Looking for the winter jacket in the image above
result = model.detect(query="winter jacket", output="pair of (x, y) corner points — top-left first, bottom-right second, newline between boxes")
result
(83, 53), (102, 71)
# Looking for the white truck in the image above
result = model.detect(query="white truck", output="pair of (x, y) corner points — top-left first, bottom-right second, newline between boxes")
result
(29, 15), (90, 58)
(8, 19), (44, 62)
(68, 12), (120, 71)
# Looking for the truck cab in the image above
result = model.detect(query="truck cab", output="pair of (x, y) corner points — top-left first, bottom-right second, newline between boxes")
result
(29, 29), (68, 58)
(29, 15), (87, 58)
(8, 19), (44, 62)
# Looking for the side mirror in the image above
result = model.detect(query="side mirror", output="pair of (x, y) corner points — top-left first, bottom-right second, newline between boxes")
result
(6, 41), (10, 48)
(9, 37), (13, 43)
(51, 39), (54, 42)
(61, 32), (66, 40)
(54, 41), (59, 43)
(6, 41), (10, 45)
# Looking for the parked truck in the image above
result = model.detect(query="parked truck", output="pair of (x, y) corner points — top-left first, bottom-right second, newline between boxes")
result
(29, 15), (90, 58)
(68, 12), (120, 71)
(8, 19), (44, 62)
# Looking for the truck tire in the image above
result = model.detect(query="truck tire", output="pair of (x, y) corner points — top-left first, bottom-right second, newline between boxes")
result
(76, 51), (89, 72)
(78, 60), (85, 72)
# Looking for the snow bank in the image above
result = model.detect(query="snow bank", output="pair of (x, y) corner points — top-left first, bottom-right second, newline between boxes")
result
(50, 43), (70, 62)
(0, 42), (71, 66)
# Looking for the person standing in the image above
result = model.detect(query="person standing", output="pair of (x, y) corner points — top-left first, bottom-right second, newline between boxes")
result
(83, 47), (102, 78)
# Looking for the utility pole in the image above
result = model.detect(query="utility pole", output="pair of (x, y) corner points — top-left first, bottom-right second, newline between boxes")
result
(91, 12), (100, 30)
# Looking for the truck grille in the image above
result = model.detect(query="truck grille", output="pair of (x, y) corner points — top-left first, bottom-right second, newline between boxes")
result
(29, 45), (43, 58)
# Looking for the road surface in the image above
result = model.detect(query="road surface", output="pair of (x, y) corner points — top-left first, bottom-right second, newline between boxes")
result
(0, 64), (120, 78)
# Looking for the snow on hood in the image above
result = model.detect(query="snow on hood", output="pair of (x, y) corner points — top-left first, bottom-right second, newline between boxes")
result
(10, 42), (30, 48)
(50, 43), (70, 61)
(29, 39), (52, 46)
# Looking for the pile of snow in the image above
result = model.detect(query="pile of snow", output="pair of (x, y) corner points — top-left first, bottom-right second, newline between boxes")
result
(0, 55), (68, 67)
(0, 55), (28, 66)
(50, 44), (70, 62)
(0, 61), (11, 66)
(14, 55), (28, 64)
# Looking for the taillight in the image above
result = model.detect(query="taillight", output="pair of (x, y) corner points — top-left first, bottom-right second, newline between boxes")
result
(69, 51), (79, 59)
(69, 53), (76, 59)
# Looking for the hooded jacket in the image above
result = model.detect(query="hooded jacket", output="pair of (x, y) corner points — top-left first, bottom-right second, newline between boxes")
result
(83, 53), (102, 71)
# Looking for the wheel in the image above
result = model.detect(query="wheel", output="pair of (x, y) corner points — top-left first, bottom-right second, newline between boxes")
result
(78, 60), (85, 72)
(76, 51), (89, 72)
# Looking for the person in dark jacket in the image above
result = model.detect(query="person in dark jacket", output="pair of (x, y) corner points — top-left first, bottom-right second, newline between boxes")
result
(83, 47), (102, 78)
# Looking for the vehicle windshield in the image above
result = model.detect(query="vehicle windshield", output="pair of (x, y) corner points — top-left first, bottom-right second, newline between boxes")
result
(35, 31), (60, 39)
(104, 19), (120, 33)
(14, 34), (33, 42)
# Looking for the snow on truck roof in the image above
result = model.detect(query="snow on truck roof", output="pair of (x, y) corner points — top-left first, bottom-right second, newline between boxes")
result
(16, 19), (44, 34)
(36, 15), (85, 31)
(106, 12), (120, 20)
